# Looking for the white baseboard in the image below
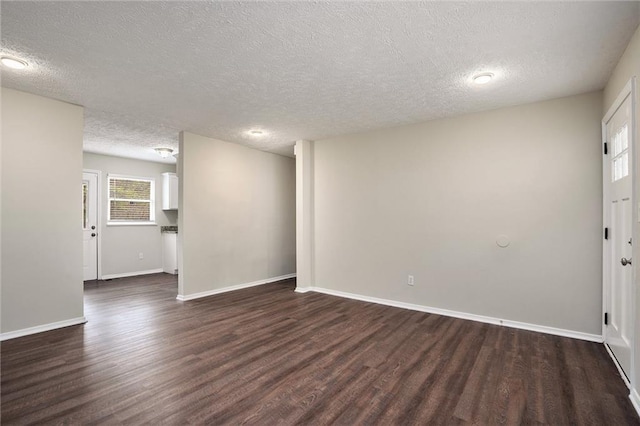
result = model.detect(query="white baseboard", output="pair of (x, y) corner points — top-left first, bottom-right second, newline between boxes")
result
(297, 286), (603, 343)
(101, 268), (164, 280)
(630, 388), (640, 418)
(604, 343), (631, 388)
(1, 316), (87, 341)
(177, 273), (297, 301)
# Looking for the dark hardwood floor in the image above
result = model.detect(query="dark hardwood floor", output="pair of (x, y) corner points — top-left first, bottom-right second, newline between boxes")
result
(1, 273), (638, 425)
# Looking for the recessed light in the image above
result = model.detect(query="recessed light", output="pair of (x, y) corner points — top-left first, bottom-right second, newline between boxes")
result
(154, 147), (173, 158)
(1, 56), (28, 70)
(246, 129), (269, 137)
(472, 73), (494, 85)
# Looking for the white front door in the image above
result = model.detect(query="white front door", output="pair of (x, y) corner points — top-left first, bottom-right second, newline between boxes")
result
(603, 81), (635, 381)
(83, 172), (99, 281)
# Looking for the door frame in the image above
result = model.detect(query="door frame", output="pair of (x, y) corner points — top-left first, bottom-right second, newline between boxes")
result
(83, 169), (103, 280)
(602, 77), (637, 389)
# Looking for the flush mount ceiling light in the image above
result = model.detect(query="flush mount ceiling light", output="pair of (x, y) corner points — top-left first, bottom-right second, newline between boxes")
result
(247, 130), (265, 136)
(154, 147), (174, 158)
(472, 73), (494, 85)
(1, 56), (28, 70)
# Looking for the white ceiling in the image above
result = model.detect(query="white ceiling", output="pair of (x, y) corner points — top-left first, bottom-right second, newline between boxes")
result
(1, 2), (639, 164)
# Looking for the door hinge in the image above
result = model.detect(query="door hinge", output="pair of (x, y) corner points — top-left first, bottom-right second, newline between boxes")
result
(604, 227), (609, 240)
(604, 142), (608, 155)
(604, 312), (608, 325)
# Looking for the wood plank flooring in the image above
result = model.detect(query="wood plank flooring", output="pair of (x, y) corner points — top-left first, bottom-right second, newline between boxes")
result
(1, 273), (638, 425)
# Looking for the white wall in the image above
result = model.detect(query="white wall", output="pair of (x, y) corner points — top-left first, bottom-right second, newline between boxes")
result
(178, 132), (296, 298)
(83, 153), (177, 277)
(1, 88), (84, 334)
(604, 20), (640, 397)
(308, 91), (603, 335)
(295, 140), (314, 289)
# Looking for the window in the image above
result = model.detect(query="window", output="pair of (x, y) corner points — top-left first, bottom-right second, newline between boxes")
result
(612, 123), (629, 182)
(108, 175), (155, 225)
(82, 181), (88, 229)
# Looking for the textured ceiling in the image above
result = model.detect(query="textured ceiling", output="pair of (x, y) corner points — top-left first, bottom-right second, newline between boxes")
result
(1, 1), (639, 163)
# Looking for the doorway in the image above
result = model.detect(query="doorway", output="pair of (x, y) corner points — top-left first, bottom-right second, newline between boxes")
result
(83, 170), (100, 281)
(603, 78), (637, 385)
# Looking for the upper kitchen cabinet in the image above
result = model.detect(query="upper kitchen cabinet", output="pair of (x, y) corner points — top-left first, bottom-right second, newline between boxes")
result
(162, 172), (178, 210)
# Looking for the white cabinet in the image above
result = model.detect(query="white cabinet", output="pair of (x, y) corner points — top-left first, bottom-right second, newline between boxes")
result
(162, 232), (178, 275)
(162, 172), (178, 210)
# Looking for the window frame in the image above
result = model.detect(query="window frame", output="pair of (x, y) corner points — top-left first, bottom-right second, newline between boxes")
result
(611, 123), (629, 182)
(107, 174), (157, 226)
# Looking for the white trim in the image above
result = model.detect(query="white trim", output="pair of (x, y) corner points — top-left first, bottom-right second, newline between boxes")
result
(101, 268), (164, 280)
(602, 108), (610, 339)
(602, 77), (637, 388)
(298, 286), (603, 343)
(0, 316), (87, 341)
(106, 173), (156, 183)
(604, 79), (635, 123)
(177, 273), (297, 301)
(630, 388), (640, 418)
(605, 342), (631, 388)
(107, 222), (157, 226)
(631, 77), (638, 392)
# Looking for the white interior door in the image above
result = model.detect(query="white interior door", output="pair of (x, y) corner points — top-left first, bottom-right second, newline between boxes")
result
(603, 84), (635, 381)
(83, 172), (98, 281)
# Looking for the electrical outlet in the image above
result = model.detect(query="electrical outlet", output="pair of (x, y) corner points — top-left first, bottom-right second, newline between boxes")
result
(139, 252), (144, 260)
(408, 275), (414, 286)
